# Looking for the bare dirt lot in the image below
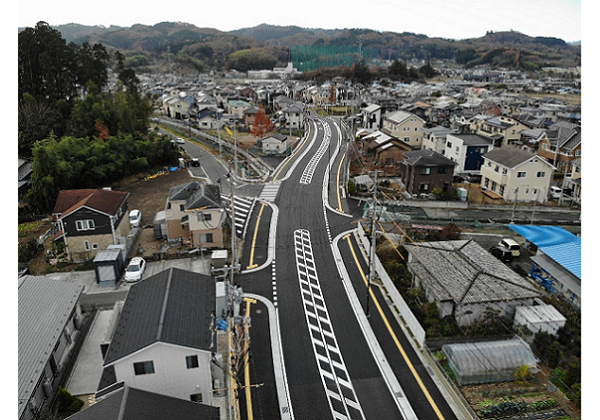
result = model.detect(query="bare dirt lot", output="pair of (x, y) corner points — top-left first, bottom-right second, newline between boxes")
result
(112, 168), (195, 259)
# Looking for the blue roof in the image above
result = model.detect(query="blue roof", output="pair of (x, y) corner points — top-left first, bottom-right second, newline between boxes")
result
(508, 225), (581, 279)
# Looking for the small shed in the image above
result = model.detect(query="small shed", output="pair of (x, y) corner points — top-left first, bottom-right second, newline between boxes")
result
(153, 211), (167, 240)
(513, 304), (566, 338)
(442, 338), (538, 385)
(93, 248), (124, 287)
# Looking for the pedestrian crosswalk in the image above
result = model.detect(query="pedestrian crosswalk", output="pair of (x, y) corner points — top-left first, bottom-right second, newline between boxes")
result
(258, 182), (281, 202)
(222, 195), (255, 238)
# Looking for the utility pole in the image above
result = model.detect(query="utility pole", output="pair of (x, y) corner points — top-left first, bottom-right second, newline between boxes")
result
(510, 187), (518, 223)
(366, 170), (382, 317)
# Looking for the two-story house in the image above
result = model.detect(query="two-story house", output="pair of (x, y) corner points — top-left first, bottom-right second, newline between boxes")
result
(227, 99), (252, 120)
(475, 115), (531, 147)
(281, 102), (305, 129)
(97, 268), (218, 406)
(480, 146), (555, 203)
(52, 189), (131, 262)
(361, 104), (382, 129)
(361, 130), (409, 164)
(537, 121), (581, 174)
(164, 182), (225, 249)
(381, 110), (425, 150)
(444, 133), (495, 176)
(421, 126), (457, 155)
(399, 149), (457, 197)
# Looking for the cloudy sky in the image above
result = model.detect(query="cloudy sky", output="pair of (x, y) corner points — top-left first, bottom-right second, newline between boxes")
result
(18, 0), (582, 42)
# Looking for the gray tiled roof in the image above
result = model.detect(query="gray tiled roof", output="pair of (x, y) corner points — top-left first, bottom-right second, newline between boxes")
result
(18, 276), (85, 418)
(402, 149), (457, 167)
(68, 386), (220, 420)
(450, 133), (494, 146)
(404, 240), (539, 305)
(482, 146), (541, 169)
(103, 268), (215, 365)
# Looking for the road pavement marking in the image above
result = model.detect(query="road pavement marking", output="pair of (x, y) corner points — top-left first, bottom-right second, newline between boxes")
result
(300, 123), (331, 185)
(294, 229), (366, 420)
(344, 236), (446, 420)
(336, 152), (346, 212)
(247, 202), (266, 269)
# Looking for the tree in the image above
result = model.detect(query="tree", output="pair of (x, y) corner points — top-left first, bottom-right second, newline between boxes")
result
(250, 105), (274, 138)
(18, 22), (77, 104)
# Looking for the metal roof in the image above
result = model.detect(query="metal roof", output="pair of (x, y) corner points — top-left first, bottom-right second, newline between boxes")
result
(18, 276), (84, 418)
(508, 225), (581, 279)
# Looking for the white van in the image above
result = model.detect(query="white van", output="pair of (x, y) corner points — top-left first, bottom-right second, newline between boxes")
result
(498, 238), (521, 257)
(129, 209), (142, 228)
(549, 186), (562, 199)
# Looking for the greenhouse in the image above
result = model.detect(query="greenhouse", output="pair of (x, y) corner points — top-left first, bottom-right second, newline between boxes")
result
(442, 338), (538, 386)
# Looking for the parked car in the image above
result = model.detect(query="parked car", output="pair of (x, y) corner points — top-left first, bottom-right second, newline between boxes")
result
(498, 238), (521, 257)
(176, 137), (185, 144)
(129, 209), (142, 228)
(489, 246), (513, 263)
(549, 186), (562, 199)
(191, 158), (200, 167)
(124, 257), (146, 282)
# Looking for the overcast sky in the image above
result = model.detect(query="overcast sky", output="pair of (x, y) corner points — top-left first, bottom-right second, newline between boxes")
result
(18, 0), (582, 43)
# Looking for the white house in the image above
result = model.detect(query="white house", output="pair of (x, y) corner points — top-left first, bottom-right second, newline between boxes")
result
(97, 268), (219, 406)
(261, 133), (288, 155)
(480, 146), (556, 203)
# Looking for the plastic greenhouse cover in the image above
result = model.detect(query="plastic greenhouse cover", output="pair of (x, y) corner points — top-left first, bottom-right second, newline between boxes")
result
(442, 338), (537, 376)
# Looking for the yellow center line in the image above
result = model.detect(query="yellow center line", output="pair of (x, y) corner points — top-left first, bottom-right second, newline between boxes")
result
(244, 298), (255, 420)
(246, 202), (266, 269)
(336, 151), (346, 212)
(345, 236), (446, 420)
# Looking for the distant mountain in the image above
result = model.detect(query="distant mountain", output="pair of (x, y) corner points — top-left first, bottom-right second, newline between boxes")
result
(25, 22), (580, 73)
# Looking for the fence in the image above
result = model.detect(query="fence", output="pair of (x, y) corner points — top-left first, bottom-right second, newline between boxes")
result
(355, 221), (426, 346)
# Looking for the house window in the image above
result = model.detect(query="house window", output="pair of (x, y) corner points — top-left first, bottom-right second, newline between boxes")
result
(190, 393), (203, 403)
(447, 141), (452, 148)
(92, 243), (99, 249)
(133, 361), (155, 375)
(536, 171), (546, 178)
(180, 204), (185, 211)
(502, 168), (508, 175)
(84, 241), (91, 251)
(517, 171), (526, 178)
(202, 213), (212, 222)
(437, 167), (448, 174)
(420, 167), (431, 175)
(404, 137), (410, 142)
(494, 165), (499, 172)
(76, 220), (95, 231)
(419, 183), (430, 191)
(499, 185), (505, 195)
(484, 178), (490, 188)
(186, 355), (199, 369)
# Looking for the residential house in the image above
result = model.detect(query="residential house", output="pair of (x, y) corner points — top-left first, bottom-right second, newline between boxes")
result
(97, 268), (219, 405)
(52, 189), (131, 262)
(399, 149), (457, 197)
(421, 126), (456, 155)
(261, 133), (288, 155)
(444, 133), (494, 175)
(361, 130), (409, 163)
(227, 99), (252, 120)
(273, 94), (294, 111)
(480, 146), (555, 203)
(164, 182), (225, 249)
(162, 93), (192, 119)
(67, 386), (219, 420)
(508, 225), (581, 309)
(537, 121), (581, 174)
(19, 276), (85, 420)
(563, 157), (581, 205)
(243, 105), (259, 129)
(361, 104), (382, 129)
(403, 240), (540, 327)
(475, 115), (531, 147)
(281, 102), (305, 129)
(381, 110), (425, 150)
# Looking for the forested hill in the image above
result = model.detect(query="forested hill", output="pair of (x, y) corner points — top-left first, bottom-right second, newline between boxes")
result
(19, 22), (581, 72)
